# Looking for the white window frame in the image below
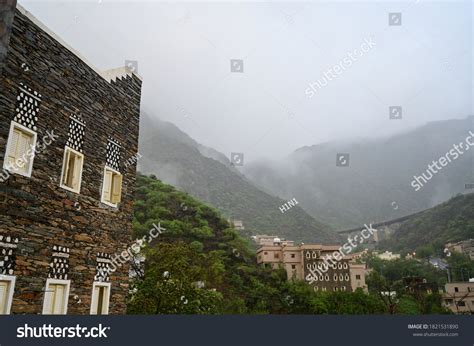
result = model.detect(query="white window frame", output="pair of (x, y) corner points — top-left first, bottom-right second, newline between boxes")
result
(90, 282), (111, 315)
(59, 146), (84, 194)
(42, 278), (70, 315)
(3, 121), (37, 178)
(0, 275), (16, 315)
(101, 166), (122, 208)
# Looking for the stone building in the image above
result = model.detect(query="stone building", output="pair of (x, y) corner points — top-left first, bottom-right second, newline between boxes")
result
(256, 242), (368, 293)
(0, 3), (142, 314)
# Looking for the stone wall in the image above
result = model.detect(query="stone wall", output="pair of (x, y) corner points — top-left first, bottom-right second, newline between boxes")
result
(0, 7), (142, 314)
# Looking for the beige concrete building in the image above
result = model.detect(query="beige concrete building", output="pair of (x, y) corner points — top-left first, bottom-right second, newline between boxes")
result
(256, 243), (368, 293)
(442, 282), (474, 314)
(445, 239), (474, 260)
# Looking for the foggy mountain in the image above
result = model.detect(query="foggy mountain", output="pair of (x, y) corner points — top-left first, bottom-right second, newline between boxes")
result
(137, 113), (338, 244)
(244, 116), (474, 229)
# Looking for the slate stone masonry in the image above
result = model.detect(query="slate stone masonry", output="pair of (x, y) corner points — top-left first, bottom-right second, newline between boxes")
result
(0, 6), (142, 314)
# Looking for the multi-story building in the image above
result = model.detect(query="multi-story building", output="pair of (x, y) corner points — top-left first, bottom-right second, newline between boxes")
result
(0, 3), (142, 314)
(442, 282), (474, 314)
(256, 243), (368, 292)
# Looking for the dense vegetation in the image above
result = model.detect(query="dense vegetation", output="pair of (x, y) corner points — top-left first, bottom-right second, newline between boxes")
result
(127, 174), (448, 315)
(378, 193), (474, 256)
(364, 255), (449, 314)
(138, 114), (337, 243)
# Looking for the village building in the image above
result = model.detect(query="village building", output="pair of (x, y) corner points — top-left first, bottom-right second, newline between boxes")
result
(0, 3), (142, 314)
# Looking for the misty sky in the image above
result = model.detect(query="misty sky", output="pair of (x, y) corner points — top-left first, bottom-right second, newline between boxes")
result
(20, 0), (473, 162)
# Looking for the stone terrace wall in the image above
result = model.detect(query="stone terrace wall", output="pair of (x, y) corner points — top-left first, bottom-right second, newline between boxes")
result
(0, 7), (142, 314)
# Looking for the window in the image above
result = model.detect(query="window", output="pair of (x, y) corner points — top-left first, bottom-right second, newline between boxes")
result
(343, 263), (348, 269)
(345, 274), (350, 281)
(90, 282), (111, 315)
(291, 254), (295, 258)
(356, 275), (361, 280)
(458, 301), (466, 307)
(273, 253), (279, 259)
(60, 147), (84, 193)
(333, 274), (338, 281)
(0, 276), (16, 314)
(291, 264), (296, 269)
(101, 166), (123, 207)
(42, 279), (70, 315)
(3, 121), (37, 177)
(454, 287), (459, 292)
(264, 252), (268, 255)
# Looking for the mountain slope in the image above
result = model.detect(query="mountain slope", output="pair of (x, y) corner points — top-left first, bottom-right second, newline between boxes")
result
(378, 192), (474, 254)
(137, 114), (338, 243)
(244, 117), (474, 229)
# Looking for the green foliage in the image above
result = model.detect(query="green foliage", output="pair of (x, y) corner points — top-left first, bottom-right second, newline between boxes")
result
(446, 253), (474, 282)
(365, 256), (450, 314)
(128, 174), (446, 315)
(379, 193), (474, 255)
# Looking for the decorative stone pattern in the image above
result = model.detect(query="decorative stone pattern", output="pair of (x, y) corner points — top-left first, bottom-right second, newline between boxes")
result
(106, 138), (121, 172)
(94, 252), (111, 282)
(303, 249), (352, 293)
(0, 7), (142, 314)
(48, 245), (70, 280)
(12, 82), (42, 131)
(0, 234), (18, 275)
(66, 115), (85, 153)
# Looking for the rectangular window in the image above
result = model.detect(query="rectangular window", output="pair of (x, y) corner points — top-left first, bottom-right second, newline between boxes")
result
(458, 301), (466, 307)
(42, 279), (70, 315)
(101, 166), (122, 207)
(60, 147), (84, 193)
(0, 276), (16, 314)
(291, 254), (295, 258)
(90, 282), (111, 315)
(3, 121), (37, 177)
(274, 253), (279, 259)
(356, 275), (361, 280)
(454, 287), (459, 292)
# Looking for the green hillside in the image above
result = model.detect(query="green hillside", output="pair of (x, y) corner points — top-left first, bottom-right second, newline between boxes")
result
(378, 192), (474, 255)
(127, 174), (445, 315)
(138, 114), (337, 244)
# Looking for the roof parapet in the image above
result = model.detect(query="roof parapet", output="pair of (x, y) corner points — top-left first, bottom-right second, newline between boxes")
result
(16, 4), (142, 84)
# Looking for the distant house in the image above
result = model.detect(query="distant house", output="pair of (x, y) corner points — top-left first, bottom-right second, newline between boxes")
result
(374, 251), (401, 261)
(442, 282), (474, 314)
(445, 239), (474, 260)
